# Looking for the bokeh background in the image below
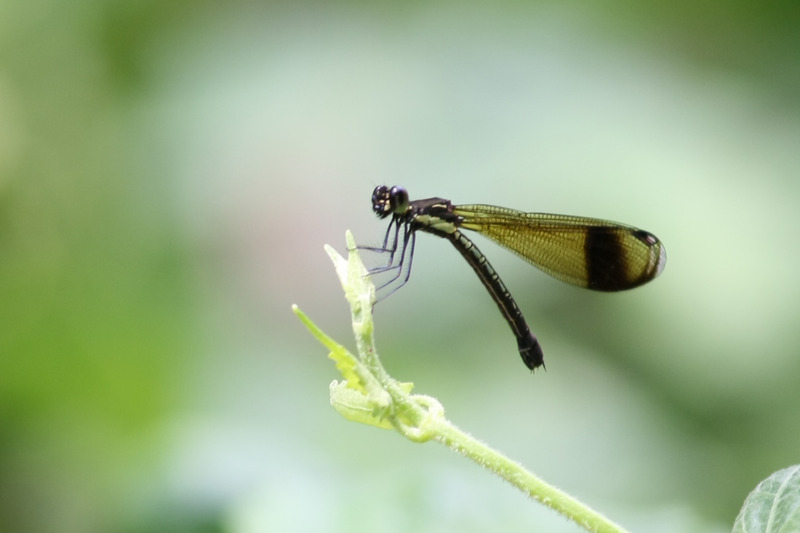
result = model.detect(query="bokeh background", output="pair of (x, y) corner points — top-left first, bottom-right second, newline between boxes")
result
(2, 2), (800, 532)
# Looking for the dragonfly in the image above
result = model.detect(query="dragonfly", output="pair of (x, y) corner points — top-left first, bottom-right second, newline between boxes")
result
(367, 185), (666, 371)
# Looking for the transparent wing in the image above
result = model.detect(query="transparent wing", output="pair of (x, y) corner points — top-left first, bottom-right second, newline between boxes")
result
(453, 204), (666, 291)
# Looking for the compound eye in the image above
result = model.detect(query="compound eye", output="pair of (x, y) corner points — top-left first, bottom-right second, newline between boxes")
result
(371, 185), (393, 218)
(390, 186), (409, 213)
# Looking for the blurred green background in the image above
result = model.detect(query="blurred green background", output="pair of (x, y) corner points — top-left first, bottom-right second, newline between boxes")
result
(2, 1), (800, 532)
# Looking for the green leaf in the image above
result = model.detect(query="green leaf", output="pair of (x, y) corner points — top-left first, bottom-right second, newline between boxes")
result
(733, 465), (800, 533)
(292, 304), (391, 411)
(328, 380), (394, 429)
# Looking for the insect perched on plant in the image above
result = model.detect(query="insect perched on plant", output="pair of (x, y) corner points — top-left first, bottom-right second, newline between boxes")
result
(365, 185), (666, 371)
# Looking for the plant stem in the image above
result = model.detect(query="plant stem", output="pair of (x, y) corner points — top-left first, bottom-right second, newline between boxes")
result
(294, 230), (632, 533)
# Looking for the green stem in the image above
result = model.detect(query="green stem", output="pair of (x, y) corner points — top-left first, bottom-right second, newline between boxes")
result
(431, 418), (627, 533)
(293, 230), (631, 533)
